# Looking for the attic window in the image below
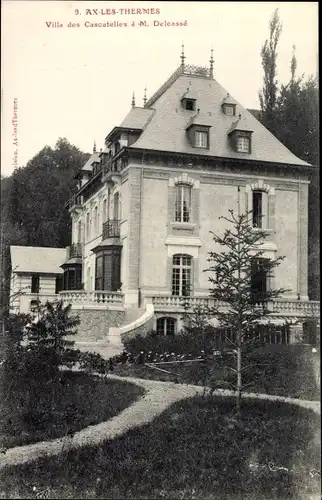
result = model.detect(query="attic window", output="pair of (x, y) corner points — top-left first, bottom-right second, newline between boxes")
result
(223, 104), (236, 116)
(236, 135), (251, 153)
(182, 97), (196, 111)
(185, 99), (195, 111)
(195, 130), (208, 148)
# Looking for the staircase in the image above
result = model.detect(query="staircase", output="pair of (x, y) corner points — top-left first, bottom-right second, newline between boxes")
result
(71, 304), (155, 360)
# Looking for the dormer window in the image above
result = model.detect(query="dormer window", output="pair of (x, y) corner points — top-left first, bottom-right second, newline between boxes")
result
(223, 104), (236, 116)
(221, 93), (236, 116)
(228, 117), (253, 154)
(185, 99), (196, 111)
(236, 135), (251, 153)
(182, 97), (196, 111)
(186, 120), (211, 149)
(195, 130), (208, 148)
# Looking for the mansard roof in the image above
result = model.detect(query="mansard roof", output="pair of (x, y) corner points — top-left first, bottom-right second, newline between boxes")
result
(112, 64), (310, 167)
(186, 112), (212, 129)
(228, 115), (254, 134)
(120, 107), (154, 129)
(81, 151), (101, 172)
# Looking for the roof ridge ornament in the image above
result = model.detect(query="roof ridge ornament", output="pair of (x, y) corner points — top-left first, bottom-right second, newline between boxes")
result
(143, 86), (147, 106)
(180, 42), (186, 69)
(93, 141), (96, 153)
(132, 91), (136, 108)
(209, 47), (214, 78)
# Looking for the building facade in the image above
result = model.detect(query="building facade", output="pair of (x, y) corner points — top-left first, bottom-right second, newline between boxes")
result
(10, 246), (67, 314)
(57, 53), (319, 336)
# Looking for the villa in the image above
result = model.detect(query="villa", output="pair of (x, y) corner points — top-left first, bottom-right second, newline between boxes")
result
(10, 50), (319, 345)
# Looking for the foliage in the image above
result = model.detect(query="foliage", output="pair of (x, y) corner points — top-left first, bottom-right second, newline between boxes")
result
(115, 331), (319, 400)
(0, 138), (90, 311)
(1, 396), (319, 499)
(25, 300), (79, 349)
(0, 370), (144, 449)
(259, 12), (319, 300)
(1, 302), (81, 443)
(204, 209), (287, 411)
(181, 301), (213, 335)
(259, 8), (282, 134)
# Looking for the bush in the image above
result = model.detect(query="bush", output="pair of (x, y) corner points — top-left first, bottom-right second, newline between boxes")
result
(124, 326), (219, 359)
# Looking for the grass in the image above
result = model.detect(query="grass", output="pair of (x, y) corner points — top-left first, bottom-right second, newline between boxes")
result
(112, 344), (320, 401)
(0, 396), (320, 499)
(0, 371), (144, 449)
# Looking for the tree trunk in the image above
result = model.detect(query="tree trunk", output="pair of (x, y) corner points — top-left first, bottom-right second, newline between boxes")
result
(236, 331), (242, 414)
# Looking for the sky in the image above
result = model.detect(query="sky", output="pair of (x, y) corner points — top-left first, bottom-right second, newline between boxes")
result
(1, 1), (318, 177)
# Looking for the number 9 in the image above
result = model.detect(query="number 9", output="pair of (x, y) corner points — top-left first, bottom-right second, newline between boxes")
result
(75, 9), (79, 15)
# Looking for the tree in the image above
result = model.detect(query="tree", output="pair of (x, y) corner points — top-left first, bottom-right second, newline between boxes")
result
(205, 209), (287, 413)
(0, 139), (91, 311)
(259, 12), (319, 300)
(259, 8), (283, 133)
(25, 300), (79, 352)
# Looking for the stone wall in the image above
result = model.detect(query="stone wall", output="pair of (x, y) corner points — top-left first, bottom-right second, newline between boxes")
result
(121, 316), (154, 343)
(73, 309), (125, 342)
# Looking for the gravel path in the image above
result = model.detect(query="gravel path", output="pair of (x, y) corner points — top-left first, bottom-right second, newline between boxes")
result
(0, 374), (319, 470)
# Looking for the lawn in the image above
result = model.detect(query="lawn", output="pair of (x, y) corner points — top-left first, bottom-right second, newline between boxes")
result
(0, 370), (144, 449)
(0, 396), (320, 499)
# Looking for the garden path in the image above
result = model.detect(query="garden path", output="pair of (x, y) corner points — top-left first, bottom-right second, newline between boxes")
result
(0, 374), (320, 470)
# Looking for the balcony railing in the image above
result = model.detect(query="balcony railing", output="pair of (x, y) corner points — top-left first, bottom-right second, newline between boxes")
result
(59, 290), (124, 308)
(68, 194), (83, 210)
(269, 299), (320, 317)
(102, 219), (121, 239)
(144, 295), (320, 319)
(102, 158), (122, 176)
(69, 243), (83, 259)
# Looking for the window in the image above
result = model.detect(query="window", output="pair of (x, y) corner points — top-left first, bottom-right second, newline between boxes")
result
(236, 135), (250, 153)
(94, 206), (98, 235)
(77, 221), (82, 243)
(224, 105), (235, 116)
(157, 317), (176, 336)
(195, 130), (208, 148)
(31, 275), (40, 294)
(250, 258), (269, 303)
(252, 191), (263, 228)
(103, 199), (107, 223)
(55, 275), (63, 294)
(95, 248), (121, 291)
(185, 99), (195, 111)
(113, 192), (120, 220)
(107, 189), (111, 219)
(172, 254), (192, 296)
(175, 184), (192, 222)
(182, 97), (196, 111)
(97, 210), (101, 235)
(63, 267), (82, 291)
(86, 212), (90, 239)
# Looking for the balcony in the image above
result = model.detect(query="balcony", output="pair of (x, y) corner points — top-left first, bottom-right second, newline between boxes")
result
(68, 194), (83, 212)
(69, 243), (83, 259)
(102, 219), (121, 239)
(102, 157), (126, 183)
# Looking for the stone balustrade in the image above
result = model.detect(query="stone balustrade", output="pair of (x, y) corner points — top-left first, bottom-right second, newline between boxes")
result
(59, 290), (124, 310)
(144, 295), (320, 319)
